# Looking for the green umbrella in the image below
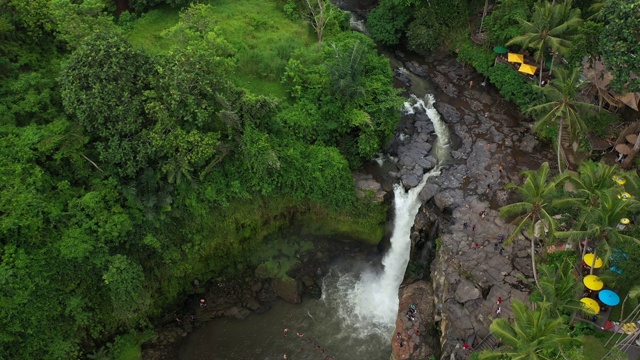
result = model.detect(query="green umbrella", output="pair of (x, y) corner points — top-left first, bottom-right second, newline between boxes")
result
(493, 46), (509, 54)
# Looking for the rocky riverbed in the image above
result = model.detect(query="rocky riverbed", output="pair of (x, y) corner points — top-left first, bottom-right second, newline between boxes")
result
(383, 51), (556, 360)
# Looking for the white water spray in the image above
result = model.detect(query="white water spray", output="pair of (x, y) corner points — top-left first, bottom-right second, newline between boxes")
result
(321, 94), (450, 342)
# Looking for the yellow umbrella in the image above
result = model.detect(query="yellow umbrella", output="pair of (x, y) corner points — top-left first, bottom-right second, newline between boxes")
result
(508, 53), (525, 63)
(518, 63), (537, 75)
(581, 297), (600, 314)
(612, 175), (626, 185)
(618, 192), (632, 200)
(621, 218), (631, 225)
(583, 254), (603, 269)
(583, 275), (604, 290)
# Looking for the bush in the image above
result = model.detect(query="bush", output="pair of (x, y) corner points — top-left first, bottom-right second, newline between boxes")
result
(457, 40), (496, 75)
(367, 0), (411, 46)
(582, 111), (620, 137)
(406, 0), (469, 54)
(485, 0), (534, 46)
(487, 63), (542, 111)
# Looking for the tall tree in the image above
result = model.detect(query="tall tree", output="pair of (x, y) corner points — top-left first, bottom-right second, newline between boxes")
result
(530, 260), (583, 317)
(60, 33), (155, 177)
(526, 67), (599, 172)
(499, 162), (568, 291)
(302, 0), (333, 48)
(480, 300), (579, 359)
(507, 0), (583, 85)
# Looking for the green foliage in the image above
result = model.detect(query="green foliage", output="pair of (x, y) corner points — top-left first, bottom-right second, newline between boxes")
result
(281, 32), (402, 167)
(367, 0), (411, 46)
(582, 110), (620, 137)
(0, 1), (402, 359)
(571, 321), (596, 336)
(456, 41), (497, 76)
(60, 33), (156, 177)
(485, 0), (534, 46)
(49, 0), (120, 48)
(567, 20), (603, 66)
(487, 64), (542, 111)
(406, 0), (469, 54)
(482, 300), (579, 359)
(599, 0), (640, 92)
(609, 238), (640, 291)
(128, 0), (194, 13)
(283, 0), (299, 20)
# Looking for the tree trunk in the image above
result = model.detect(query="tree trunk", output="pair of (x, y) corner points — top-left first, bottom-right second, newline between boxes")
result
(479, 0), (490, 34)
(557, 118), (564, 173)
(589, 248), (597, 275)
(531, 216), (542, 292)
(539, 53), (545, 87)
(621, 131), (640, 169)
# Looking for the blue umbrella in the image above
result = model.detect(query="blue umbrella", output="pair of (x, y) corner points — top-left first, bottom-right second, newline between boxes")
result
(599, 289), (621, 306)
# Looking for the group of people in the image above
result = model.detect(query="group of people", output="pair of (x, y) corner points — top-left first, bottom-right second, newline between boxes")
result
(283, 327), (333, 360)
(397, 304), (421, 349)
(406, 304), (417, 322)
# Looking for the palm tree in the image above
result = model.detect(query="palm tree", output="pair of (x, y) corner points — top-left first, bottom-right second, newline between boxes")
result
(507, 0), (583, 85)
(557, 190), (640, 273)
(480, 300), (579, 359)
(530, 260), (583, 317)
(526, 68), (600, 172)
(557, 161), (637, 262)
(500, 162), (569, 291)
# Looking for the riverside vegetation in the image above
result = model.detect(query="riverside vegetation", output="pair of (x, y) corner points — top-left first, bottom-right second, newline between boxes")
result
(2, 0), (639, 359)
(0, 0), (400, 358)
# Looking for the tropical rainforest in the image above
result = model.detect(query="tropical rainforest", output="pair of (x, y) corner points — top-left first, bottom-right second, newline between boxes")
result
(1, 0), (639, 359)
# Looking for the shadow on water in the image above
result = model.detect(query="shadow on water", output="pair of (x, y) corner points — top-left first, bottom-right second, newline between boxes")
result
(179, 256), (392, 360)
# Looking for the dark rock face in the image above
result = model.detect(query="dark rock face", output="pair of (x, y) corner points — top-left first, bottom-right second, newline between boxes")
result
(383, 51), (556, 359)
(391, 281), (438, 360)
(272, 276), (303, 304)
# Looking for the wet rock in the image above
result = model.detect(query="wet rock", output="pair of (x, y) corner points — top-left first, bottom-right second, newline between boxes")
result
(354, 172), (386, 202)
(251, 281), (263, 294)
(245, 297), (261, 311)
(454, 279), (481, 303)
(406, 61), (427, 77)
(434, 102), (462, 123)
(149, 327), (188, 346)
(418, 183), (438, 203)
(272, 275), (303, 304)
(401, 168), (422, 188)
(433, 189), (463, 212)
(519, 133), (538, 152)
(223, 306), (251, 320)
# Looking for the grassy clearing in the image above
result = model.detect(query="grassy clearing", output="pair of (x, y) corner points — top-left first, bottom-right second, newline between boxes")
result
(125, 0), (315, 98)
(125, 7), (180, 55)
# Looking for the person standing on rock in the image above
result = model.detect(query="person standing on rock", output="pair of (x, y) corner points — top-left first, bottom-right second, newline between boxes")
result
(497, 297), (502, 305)
(472, 224), (477, 232)
(473, 243), (479, 250)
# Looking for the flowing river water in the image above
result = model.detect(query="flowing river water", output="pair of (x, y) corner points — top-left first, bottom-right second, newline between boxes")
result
(178, 93), (451, 360)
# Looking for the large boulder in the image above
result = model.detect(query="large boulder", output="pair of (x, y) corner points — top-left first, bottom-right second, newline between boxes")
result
(272, 275), (303, 304)
(454, 279), (481, 303)
(391, 281), (438, 360)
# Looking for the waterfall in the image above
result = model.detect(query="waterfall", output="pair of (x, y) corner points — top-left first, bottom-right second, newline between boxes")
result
(320, 93), (449, 342)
